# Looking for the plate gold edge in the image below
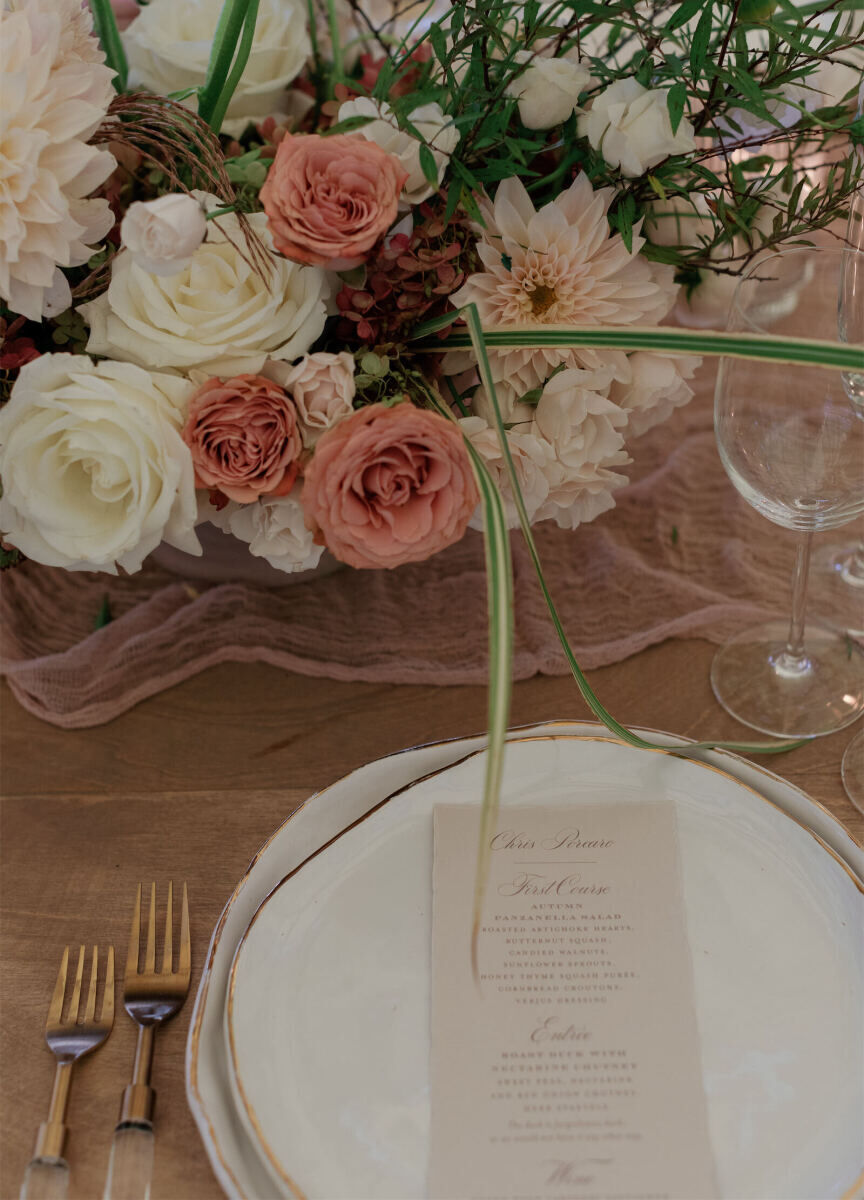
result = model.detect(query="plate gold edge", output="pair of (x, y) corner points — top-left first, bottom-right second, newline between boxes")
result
(223, 731), (864, 1200)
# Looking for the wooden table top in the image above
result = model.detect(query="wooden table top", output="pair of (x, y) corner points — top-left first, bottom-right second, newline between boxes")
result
(2, 640), (862, 1199)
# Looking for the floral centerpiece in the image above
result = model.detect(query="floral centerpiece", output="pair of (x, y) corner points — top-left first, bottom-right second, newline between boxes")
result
(1, 0), (862, 912)
(1, 0), (861, 577)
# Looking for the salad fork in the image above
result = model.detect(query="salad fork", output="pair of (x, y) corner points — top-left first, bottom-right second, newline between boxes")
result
(103, 882), (190, 1200)
(22, 945), (115, 1200)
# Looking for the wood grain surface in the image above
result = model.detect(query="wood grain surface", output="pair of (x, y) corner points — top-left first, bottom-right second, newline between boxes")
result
(1, 641), (861, 1200)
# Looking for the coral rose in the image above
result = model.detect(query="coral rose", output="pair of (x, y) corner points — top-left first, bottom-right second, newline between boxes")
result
(182, 374), (302, 503)
(302, 402), (478, 569)
(260, 133), (408, 270)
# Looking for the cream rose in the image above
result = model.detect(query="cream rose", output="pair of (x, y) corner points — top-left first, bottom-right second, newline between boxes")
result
(0, 354), (199, 572)
(336, 98), (460, 206)
(120, 193), (207, 276)
(578, 78), (696, 177)
(271, 352), (356, 446)
(205, 487), (324, 573)
(124, 0), (311, 135)
(80, 206), (331, 375)
(506, 52), (594, 130)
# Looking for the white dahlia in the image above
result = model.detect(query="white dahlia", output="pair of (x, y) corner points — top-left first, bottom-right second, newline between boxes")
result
(448, 175), (679, 393)
(0, 0), (117, 321)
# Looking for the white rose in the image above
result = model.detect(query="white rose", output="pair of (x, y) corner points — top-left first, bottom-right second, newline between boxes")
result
(269, 352), (356, 446)
(205, 487), (324, 573)
(644, 191), (714, 248)
(124, 0), (311, 135)
(120, 193), (207, 276)
(458, 416), (553, 529)
(531, 370), (630, 529)
(80, 205), (331, 376)
(507, 52), (594, 130)
(714, 84), (814, 143)
(578, 78), (696, 177)
(337, 98), (460, 206)
(0, 354), (199, 573)
(609, 352), (700, 438)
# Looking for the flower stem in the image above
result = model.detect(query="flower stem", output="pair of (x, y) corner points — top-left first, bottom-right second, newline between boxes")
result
(206, 0), (261, 134)
(89, 0), (128, 91)
(198, 0), (254, 131)
(325, 0), (345, 91)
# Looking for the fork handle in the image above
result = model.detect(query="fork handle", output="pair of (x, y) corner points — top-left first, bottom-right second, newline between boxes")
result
(20, 1156), (69, 1200)
(103, 1122), (154, 1200)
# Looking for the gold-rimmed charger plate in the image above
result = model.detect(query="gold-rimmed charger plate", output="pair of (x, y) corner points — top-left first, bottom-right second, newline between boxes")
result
(223, 732), (863, 1200)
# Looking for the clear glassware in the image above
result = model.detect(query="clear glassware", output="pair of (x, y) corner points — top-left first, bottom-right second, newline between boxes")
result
(844, 724), (864, 811)
(813, 81), (864, 630)
(842, 727), (864, 811)
(711, 247), (864, 738)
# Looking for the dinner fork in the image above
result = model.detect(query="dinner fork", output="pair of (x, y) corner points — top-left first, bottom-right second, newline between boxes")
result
(21, 945), (114, 1200)
(103, 882), (190, 1200)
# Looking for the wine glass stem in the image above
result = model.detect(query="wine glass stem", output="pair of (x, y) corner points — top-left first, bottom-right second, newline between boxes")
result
(775, 531), (813, 677)
(842, 542), (864, 587)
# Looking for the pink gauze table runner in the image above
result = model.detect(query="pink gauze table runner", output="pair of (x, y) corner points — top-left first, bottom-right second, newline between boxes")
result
(2, 372), (861, 728)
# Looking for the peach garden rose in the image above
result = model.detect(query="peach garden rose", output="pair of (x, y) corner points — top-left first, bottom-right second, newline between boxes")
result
(182, 374), (302, 503)
(302, 402), (478, 569)
(260, 133), (408, 270)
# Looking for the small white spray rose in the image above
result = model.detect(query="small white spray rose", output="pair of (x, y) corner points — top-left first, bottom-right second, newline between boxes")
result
(644, 191), (714, 248)
(206, 486), (324, 574)
(267, 352), (356, 446)
(578, 78), (696, 177)
(120, 194), (208, 277)
(458, 416), (553, 530)
(337, 97), (460, 206)
(507, 52), (594, 130)
(714, 84), (814, 143)
(610, 352), (699, 437)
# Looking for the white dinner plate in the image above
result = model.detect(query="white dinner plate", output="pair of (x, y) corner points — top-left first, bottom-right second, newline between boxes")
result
(185, 721), (864, 1200)
(224, 734), (864, 1200)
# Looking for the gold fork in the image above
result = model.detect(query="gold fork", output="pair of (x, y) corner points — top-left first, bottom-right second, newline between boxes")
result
(22, 945), (114, 1200)
(103, 882), (190, 1200)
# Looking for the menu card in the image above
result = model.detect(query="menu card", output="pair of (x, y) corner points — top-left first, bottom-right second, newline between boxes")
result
(429, 802), (718, 1200)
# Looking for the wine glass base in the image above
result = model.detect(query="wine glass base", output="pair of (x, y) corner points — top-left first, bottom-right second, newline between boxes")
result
(711, 619), (864, 738)
(810, 544), (864, 638)
(841, 729), (864, 814)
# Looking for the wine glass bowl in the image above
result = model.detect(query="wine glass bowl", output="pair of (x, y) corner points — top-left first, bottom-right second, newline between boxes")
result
(711, 247), (864, 738)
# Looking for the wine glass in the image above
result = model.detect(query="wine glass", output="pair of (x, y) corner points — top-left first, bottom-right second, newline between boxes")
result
(842, 728), (864, 811)
(813, 82), (864, 632)
(711, 246), (864, 738)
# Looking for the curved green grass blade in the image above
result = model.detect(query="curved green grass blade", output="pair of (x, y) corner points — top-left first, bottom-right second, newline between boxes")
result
(462, 441), (513, 980)
(425, 393), (514, 979)
(457, 301), (809, 933)
(414, 321), (864, 373)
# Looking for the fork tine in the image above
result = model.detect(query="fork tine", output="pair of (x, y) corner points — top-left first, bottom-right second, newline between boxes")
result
(162, 880), (174, 975)
(47, 947), (69, 1026)
(144, 882), (157, 975)
(126, 883), (142, 978)
(68, 945), (85, 1022)
(179, 882), (191, 979)
(100, 946), (115, 1025)
(84, 946), (98, 1022)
